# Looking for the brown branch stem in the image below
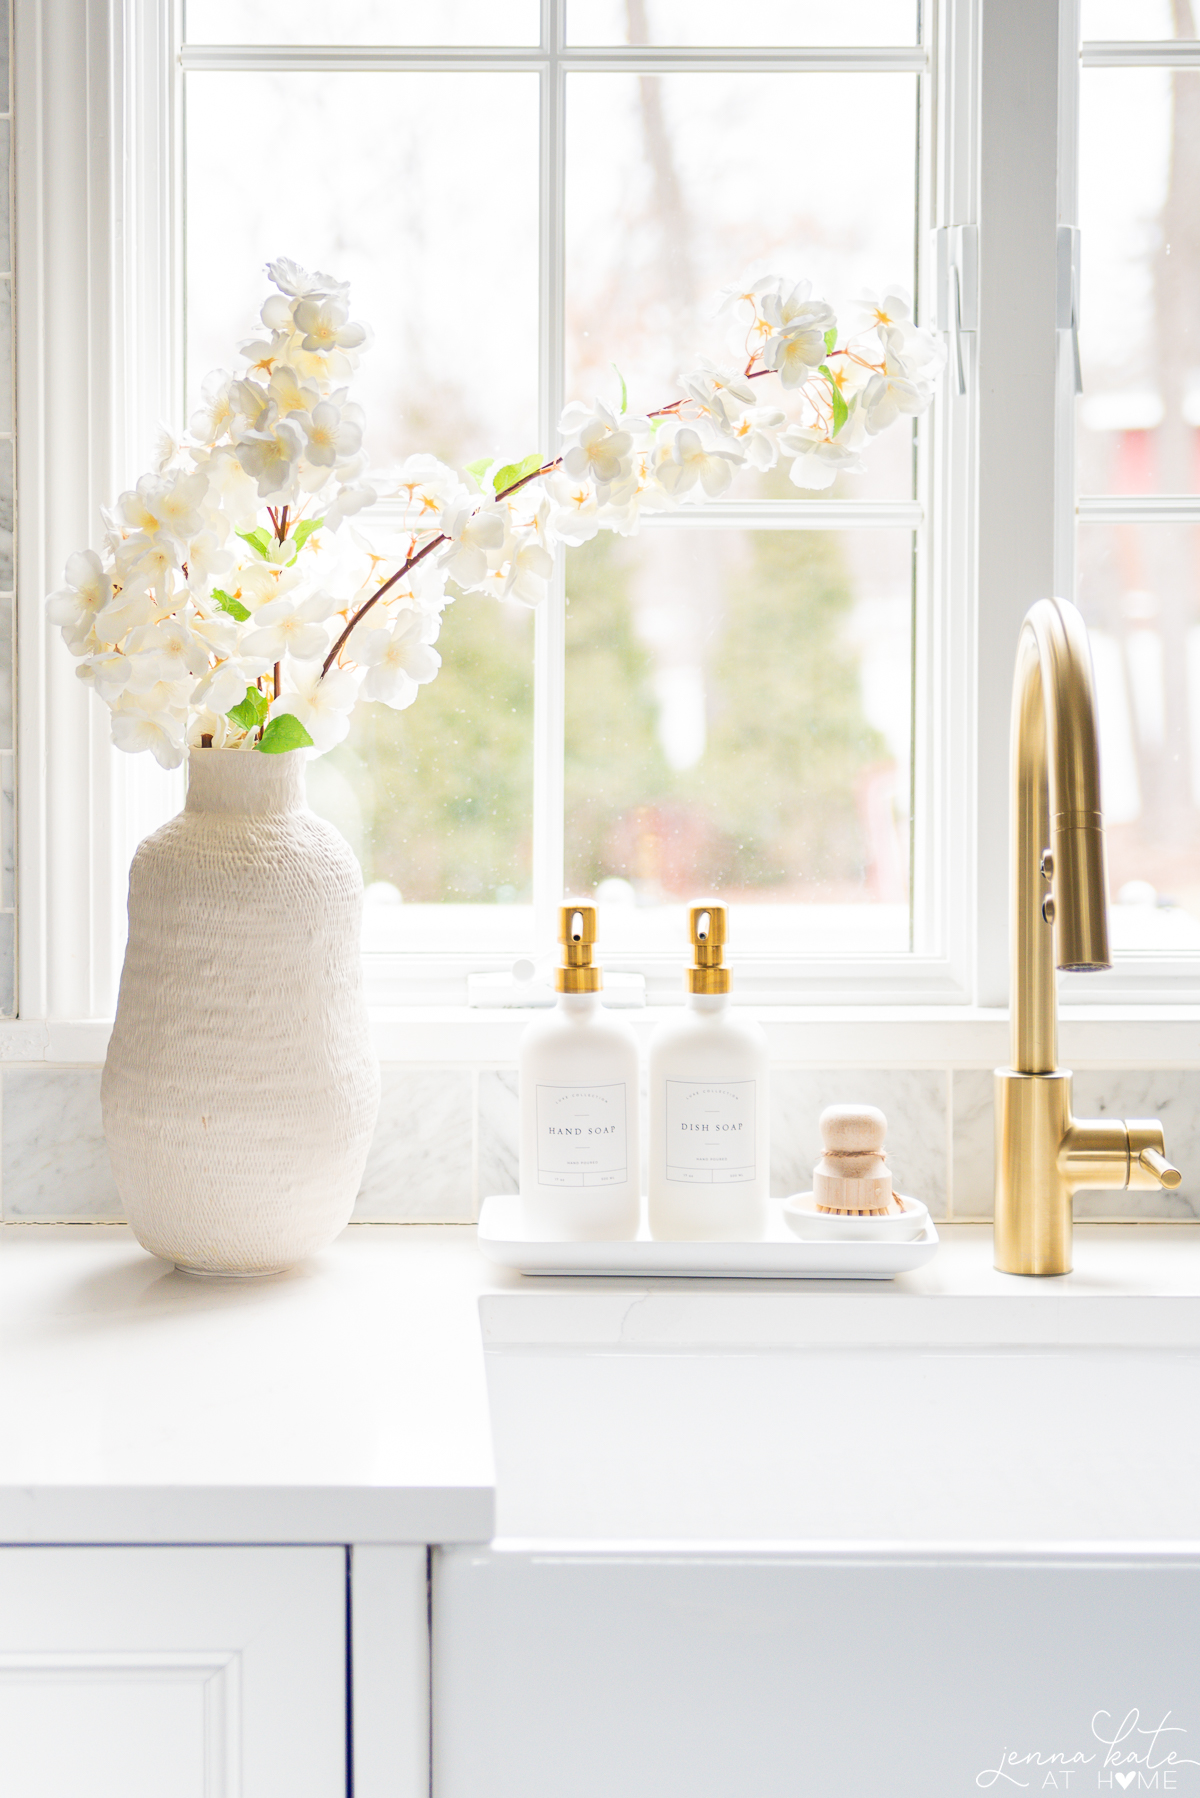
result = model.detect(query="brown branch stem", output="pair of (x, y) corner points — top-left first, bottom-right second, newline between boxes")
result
(320, 532), (446, 676)
(316, 357), (807, 686)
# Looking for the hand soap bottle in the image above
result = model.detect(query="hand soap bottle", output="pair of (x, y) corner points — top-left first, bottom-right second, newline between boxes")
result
(647, 903), (769, 1241)
(519, 903), (641, 1241)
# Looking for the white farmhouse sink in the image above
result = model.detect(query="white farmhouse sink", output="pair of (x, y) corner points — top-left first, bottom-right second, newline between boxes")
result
(483, 1338), (1200, 1542)
(478, 1230), (1200, 1544)
(435, 1236), (1200, 1798)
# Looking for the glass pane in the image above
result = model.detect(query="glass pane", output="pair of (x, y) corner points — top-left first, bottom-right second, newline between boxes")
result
(1081, 0), (1186, 39)
(1078, 68), (1200, 495)
(1078, 521), (1200, 949)
(564, 72), (919, 505)
(185, 1), (540, 46)
(314, 587), (534, 936)
(563, 525), (913, 954)
(567, 1), (918, 47)
(186, 71), (539, 477)
(187, 72), (539, 923)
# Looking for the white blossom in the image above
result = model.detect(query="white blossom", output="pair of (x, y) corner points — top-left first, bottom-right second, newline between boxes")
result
(856, 286), (912, 336)
(438, 502), (506, 588)
(547, 474), (601, 546)
(267, 364), (319, 418)
(236, 414), (305, 498)
(110, 702), (187, 770)
(293, 295), (366, 356)
(782, 408), (867, 490)
(266, 258), (349, 302)
(303, 399), (364, 468)
(654, 426), (744, 499)
(273, 666), (360, 754)
(357, 611), (442, 708)
(240, 593), (333, 664)
(192, 656), (268, 716)
(189, 371), (237, 445)
(560, 402), (634, 492)
(861, 348), (933, 435)
(76, 651), (132, 706)
(187, 708), (233, 750)
(47, 551), (111, 652)
(723, 404), (786, 471)
(501, 535), (555, 607)
(392, 454), (460, 531)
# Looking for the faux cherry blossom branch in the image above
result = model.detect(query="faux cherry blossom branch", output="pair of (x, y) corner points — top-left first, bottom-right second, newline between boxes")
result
(45, 261), (942, 769)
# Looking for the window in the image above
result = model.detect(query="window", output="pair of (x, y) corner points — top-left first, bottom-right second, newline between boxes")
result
(21, 0), (1200, 1024)
(1058, 0), (1200, 999)
(180, 0), (949, 1001)
(1075, 0), (1200, 956)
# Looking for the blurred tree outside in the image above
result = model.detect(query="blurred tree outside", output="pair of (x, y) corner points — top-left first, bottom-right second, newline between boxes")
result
(318, 590), (534, 902)
(694, 527), (887, 895)
(562, 509), (891, 903)
(564, 532), (673, 892)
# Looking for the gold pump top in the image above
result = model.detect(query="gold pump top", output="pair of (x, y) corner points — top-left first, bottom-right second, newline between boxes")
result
(556, 902), (602, 993)
(688, 902), (730, 994)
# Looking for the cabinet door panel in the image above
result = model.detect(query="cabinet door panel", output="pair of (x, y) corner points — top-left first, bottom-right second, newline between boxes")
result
(0, 1547), (345, 1798)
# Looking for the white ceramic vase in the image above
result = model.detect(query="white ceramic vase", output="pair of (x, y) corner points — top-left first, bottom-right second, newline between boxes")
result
(102, 747), (380, 1274)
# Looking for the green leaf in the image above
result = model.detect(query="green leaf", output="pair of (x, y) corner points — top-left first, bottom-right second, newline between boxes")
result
(612, 362), (628, 414)
(820, 365), (849, 437)
(465, 457), (494, 492)
(227, 685), (270, 731)
(257, 712), (315, 755)
(492, 453), (543, 496)
(237, 527), (273, 561)
(824, 327), (838, 353)
(212, 588), (250, 623)
(291, 517), (324, 553)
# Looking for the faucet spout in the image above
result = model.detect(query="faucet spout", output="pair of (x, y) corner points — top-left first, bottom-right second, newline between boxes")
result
(1010, 597), (1110, 1075)
(994, 597), (1179, 1276)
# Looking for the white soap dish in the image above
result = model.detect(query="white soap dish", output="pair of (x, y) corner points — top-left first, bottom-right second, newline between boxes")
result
(781, 1192), (930, 1242)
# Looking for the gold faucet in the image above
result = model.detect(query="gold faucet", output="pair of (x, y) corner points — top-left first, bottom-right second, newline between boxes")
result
(993, 596), (1181, 1275)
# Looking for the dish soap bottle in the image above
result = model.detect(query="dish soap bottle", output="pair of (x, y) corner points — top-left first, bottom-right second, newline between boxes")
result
(519, 902), (641, 1241)
(647, 902), (769, 1240)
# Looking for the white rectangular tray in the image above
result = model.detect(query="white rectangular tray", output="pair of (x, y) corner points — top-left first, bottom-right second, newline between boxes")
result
(477, 1193), (939, 1280)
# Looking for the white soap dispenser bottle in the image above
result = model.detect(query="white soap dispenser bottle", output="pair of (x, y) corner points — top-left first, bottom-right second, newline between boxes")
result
(647, 902), (769, 1241)
(519, 902), (641, 1241)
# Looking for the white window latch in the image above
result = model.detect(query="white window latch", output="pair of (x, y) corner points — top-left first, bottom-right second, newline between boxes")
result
(931, 224), (977, 398)
(1057, 224), (1083, 395)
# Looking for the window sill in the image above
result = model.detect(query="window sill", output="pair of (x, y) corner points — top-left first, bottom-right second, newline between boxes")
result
(9, 1007), (1200, 1068)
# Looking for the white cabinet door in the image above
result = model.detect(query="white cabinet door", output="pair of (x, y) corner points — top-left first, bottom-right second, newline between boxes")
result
(434, 1547), (1200, 1798)
(0, 1546), (346, 1798)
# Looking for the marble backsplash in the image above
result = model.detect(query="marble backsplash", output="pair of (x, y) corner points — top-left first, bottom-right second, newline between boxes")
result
(4, 1060), (1200, 1224)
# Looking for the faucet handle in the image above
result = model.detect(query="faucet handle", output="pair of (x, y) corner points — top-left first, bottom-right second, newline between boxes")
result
(1126, 1119), (1183, 1191)
(1139, 1147), (1182, 1189)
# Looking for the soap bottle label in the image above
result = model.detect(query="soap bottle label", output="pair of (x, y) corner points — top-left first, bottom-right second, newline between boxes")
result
(664, 1079), (756, 1184)
(536, 1083), (628, 1187)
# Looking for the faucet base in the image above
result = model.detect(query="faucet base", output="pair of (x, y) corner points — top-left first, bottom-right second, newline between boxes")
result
(993, 1070), (1166, 1275)
(993, 1069), (1074, 1275)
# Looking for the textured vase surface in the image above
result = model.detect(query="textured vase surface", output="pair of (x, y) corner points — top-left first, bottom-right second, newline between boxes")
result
(102, 748), (381, 1274)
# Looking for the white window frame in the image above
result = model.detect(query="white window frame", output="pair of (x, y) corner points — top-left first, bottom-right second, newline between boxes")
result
(14, 0), (1200, 1040)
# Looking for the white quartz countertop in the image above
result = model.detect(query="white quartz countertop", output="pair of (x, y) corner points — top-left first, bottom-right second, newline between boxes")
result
(0, 1224), (496, 1545)
(7, 1221), (1200, 1546)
